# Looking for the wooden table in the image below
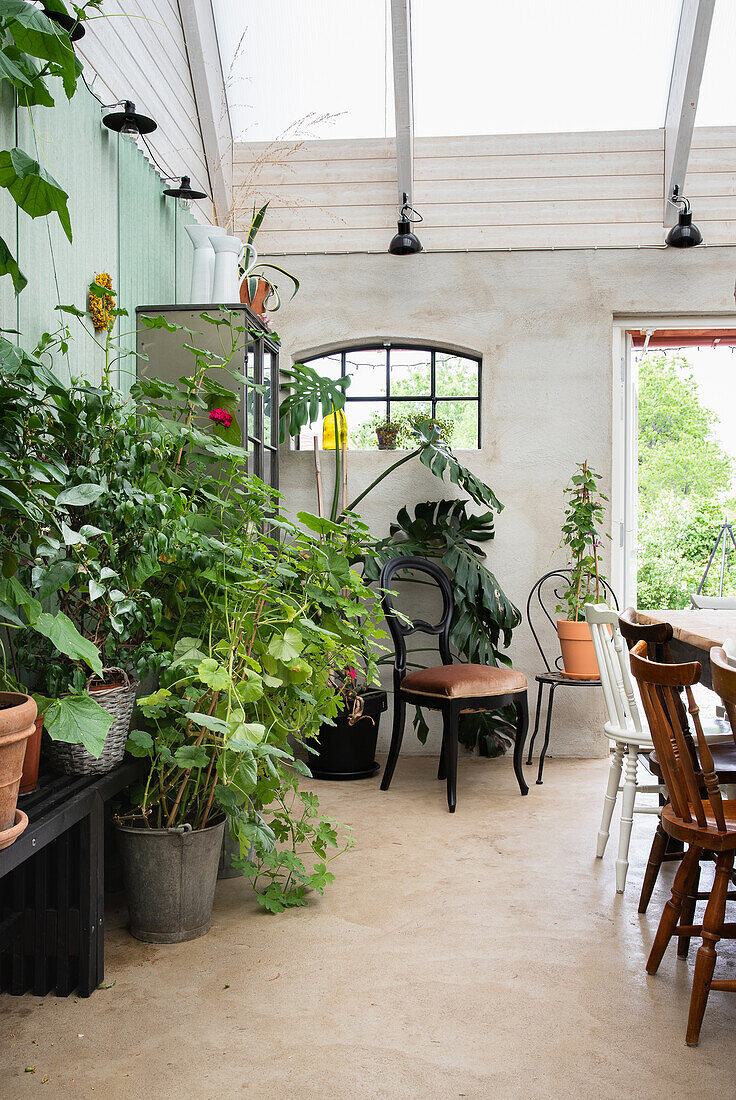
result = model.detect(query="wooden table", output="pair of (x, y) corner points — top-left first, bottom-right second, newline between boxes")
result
(635, 609), (736, 690)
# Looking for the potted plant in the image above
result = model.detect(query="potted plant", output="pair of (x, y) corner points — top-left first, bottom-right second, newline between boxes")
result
(238, 202), (300, 315)
(0, 691), (37, 850)
(311, 667), (388, 780)
(375, 419), (402, 450)
(556, 460), (609, 678)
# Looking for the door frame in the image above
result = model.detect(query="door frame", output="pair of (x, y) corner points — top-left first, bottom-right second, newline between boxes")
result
(611, 314), (736, 609)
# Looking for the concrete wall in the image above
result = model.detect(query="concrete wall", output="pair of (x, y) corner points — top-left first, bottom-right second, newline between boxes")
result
(271, 244), (736, 759)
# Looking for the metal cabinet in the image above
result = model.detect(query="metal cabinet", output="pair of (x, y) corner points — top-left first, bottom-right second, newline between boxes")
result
(135, 304), (280, 490)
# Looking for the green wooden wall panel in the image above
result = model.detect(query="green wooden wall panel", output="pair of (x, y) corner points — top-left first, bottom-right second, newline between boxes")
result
(0, 83), (18, 334)
(1, 79), (194, 385)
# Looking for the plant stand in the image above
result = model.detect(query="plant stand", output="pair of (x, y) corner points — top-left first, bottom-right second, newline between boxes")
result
(311, 690), (387, 780)
(0, 761), (138, 997)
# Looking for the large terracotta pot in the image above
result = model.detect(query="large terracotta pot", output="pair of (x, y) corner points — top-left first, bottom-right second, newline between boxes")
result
(0, 692), (36, 840)
(20, 716), (43, 794)
(557, 620), (600, 680)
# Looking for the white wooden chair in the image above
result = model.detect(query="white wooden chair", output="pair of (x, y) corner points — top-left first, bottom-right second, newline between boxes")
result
(584, 604), (663, 893)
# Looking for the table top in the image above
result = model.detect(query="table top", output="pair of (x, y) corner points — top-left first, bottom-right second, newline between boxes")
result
(635, 608), (736, 655)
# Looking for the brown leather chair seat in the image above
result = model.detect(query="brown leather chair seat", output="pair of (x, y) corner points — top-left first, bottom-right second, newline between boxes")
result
(402, 664), (527, 699)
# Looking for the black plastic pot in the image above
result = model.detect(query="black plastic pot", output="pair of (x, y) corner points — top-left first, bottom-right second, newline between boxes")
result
(311, 690), (387, 780)
(116, 819), (225, 943)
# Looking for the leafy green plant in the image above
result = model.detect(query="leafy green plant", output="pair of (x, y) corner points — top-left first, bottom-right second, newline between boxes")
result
(0, 0), (102, 292)
(556, 460), (609, 621)
(397, 413), (454, 448)
(238, 201), (300, 312)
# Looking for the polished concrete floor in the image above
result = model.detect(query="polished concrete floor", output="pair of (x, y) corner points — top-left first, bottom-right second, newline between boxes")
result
(1, 755), (735, 1099)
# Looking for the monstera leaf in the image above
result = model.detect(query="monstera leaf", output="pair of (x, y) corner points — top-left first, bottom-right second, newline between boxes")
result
(278, 362), (350, 442)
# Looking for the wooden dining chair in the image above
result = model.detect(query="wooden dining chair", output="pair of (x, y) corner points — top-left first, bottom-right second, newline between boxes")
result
(379, 556), (529, 813)
(618, 608), (736, 915)
(712, 645), (736, 737)
(629, 640), (736, 1046)
(584, 605), (662, 893)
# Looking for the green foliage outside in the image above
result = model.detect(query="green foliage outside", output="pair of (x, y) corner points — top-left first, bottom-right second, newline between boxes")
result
(349, 358), (478, 449)
(637, 353), (736, 608)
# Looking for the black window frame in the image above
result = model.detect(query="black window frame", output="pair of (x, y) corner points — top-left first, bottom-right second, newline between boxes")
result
(300, 342), (482, 449)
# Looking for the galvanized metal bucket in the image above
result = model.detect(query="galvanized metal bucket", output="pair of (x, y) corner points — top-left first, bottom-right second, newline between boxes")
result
(116, 819), (225, 943)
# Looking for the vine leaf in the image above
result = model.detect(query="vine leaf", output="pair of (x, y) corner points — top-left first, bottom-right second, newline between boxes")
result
(0, 148), (72, 241)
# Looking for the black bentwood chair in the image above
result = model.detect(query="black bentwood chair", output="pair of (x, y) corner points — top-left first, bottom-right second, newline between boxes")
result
(379, 556), (530, 813)
(525, 569), (618, 784)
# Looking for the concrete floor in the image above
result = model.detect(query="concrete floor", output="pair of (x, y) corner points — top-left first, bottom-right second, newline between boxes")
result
(1, 755), (735, 1099)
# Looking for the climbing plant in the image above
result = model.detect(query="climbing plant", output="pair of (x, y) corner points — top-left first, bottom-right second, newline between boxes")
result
(0, 0), (102, 292)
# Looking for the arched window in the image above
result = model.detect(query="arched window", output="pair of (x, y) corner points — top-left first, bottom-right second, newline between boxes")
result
(299, 343), (480, 450)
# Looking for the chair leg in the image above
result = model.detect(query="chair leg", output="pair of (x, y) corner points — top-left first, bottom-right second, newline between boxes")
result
(512, 693), (529, 796)
(536, 684), (556, 784)
(647, 844), (701, 975)
(638, 821), (669, 914)
(686, 851), (734, 1046)
(443, 704), (459, 813)
(678, 862), (701, 959)
(437, 733), (446, 781)
(526, 681), (545, 765)
(380, 692), (406, 792)
(615, 747), (639, 893)
(597, 743), (624, 859)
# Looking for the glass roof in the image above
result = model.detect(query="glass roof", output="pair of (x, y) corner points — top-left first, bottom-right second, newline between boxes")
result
(213, 0), (734, 142)
(213, 0), (394, 142)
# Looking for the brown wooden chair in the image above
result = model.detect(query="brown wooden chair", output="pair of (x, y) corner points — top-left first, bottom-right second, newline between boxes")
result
(379, 556), (529, 813)
(618, 608), (736, 916)
(629, 640), (736, 1046)
(711, 645), (736, 734)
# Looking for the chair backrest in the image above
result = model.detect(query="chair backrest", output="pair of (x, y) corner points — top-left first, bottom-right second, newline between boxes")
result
(629, 641), (727, 834)
(618, 606), (675, 660)
(711, 646), (736, 736)
(584, 604), (644, 736)
(690, 593), (736, 610)
(527, 570), (618, 673)
(379, 556), (454, 683)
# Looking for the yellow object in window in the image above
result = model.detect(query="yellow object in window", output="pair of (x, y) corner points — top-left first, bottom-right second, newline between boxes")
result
(322, 406), (348, 450)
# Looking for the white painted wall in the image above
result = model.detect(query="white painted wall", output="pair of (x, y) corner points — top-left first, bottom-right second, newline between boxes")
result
(270, 244), (736, 759)
(233, 127), (736, 252)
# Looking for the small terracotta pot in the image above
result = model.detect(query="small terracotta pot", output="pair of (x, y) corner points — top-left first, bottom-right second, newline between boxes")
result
(0, 692), (36, 839)
(557, 620), (600, 680)
(20, 716), (43, 795)
(239, 275), (270, 315)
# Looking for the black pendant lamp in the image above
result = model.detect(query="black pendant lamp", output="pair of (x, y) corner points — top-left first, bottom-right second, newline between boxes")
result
(103, 100), (157, 136)
(163, 176), (208, 201)
(388, 192), (423, 255)
(665, 188), (703, 248)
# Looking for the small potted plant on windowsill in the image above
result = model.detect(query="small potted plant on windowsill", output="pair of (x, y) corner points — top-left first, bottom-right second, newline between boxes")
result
(398, 414), (455, 448)
(375, 419), (402, 450)
(555, 460), (609, 679)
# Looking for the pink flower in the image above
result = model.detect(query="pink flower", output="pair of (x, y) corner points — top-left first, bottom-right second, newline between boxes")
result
(346, 667), (357, 681)
(209, 407), (233, 428)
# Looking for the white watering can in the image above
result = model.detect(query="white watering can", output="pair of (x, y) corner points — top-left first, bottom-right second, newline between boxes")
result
(211, 235), (258, 304)
(185, 224), (227, 304)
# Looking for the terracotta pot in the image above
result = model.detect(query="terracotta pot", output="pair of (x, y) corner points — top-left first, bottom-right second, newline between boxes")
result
(20, 716), (43, 795)
(557, 620), (600, 680)
(239, 275), (270, 315)
(0, 692), (36, 840)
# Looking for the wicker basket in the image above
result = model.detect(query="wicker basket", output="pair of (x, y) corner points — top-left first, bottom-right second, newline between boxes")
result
(46, 668), (139, 777)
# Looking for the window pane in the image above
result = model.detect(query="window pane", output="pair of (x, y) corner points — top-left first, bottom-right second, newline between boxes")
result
(263, 350), (275, 446)
(306, 353), (342, 380)
(346, 400), (388, 450)
(345, 349), (386, 397)
(389, 348), (431, 397)
(436, 353), (478, 398)
(435, 400), (479, 448)
(245, 347), (256, 440)
(389, 399), (432, 443)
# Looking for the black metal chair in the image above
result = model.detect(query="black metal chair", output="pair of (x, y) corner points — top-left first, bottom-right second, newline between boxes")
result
(379, 555), (530, 812)
(525, 569), (618, 784)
